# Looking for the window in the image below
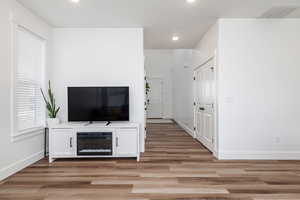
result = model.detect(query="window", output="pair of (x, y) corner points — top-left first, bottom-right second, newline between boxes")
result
(13, 26), (46, 139)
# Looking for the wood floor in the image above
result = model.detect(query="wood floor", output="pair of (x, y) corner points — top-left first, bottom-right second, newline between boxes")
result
(1, 123), (300, 200)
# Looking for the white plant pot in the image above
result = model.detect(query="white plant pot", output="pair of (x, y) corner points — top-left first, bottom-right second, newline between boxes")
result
(47, 118), (60, 127)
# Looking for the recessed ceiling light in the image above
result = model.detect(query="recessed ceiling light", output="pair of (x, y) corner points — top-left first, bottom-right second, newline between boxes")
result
(186, 0), (196, 3)
(172, 36), (179, 41)
(70, 0), (80, 3)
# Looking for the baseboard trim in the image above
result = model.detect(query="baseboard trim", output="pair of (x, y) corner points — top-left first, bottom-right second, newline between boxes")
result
(218, 150), (300, 160)
(0, 151), (44, 181)
(174, 119), (195, 138)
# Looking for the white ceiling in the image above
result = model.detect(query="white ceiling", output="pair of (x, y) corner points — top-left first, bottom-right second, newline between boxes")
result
(17, 0), (300, 49)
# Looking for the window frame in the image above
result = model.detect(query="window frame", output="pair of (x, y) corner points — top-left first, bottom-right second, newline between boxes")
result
(11, 20), (47, 142)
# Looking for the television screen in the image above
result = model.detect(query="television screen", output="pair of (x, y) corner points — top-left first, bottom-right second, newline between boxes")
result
(68, 87), (129, 122)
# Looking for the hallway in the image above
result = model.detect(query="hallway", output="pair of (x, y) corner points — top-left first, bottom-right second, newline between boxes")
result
(1, 123), (300, 200)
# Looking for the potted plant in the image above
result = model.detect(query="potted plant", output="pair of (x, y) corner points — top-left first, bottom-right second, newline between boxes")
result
(41, 81), (60, 127)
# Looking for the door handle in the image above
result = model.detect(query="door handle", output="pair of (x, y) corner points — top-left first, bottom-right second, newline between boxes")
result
(70, 137), (73, 148)
(116, 137), (119, 147)
(199, 107), (205, 111)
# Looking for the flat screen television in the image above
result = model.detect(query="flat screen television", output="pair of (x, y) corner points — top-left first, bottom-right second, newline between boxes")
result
(68, 87), (129, 122)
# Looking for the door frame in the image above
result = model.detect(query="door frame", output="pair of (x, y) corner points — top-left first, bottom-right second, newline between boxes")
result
(193, 51), (218, 158)
(147, 77), (164, 119)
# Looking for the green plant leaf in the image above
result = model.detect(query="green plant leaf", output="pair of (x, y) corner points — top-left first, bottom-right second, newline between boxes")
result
(54, 107), (60, 118)
(40, 80), (60, 118)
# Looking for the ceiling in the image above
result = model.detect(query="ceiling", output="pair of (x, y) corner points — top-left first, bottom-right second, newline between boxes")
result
(17, 0), (300, 49)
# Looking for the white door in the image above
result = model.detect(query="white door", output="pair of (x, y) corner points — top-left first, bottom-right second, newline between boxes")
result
(194, 58), (215, 152)
(147, 78), (163, 118)
(115, 129), (138, 156)
(51, 130), (76, 156)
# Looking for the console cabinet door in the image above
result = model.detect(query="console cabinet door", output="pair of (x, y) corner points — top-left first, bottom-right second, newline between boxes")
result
(50, 130), (76, 157)
(115, 128), (138, 156)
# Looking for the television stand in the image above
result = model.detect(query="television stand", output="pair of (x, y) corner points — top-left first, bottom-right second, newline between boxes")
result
(106, 121), (111, 126)
(48, 122), (140, 163)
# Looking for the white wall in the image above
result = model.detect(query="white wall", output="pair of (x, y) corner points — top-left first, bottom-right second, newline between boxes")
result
(50, 28), (145, 152)
(194, 23), (219, 66)
(218, 19), (300, 159)
(171, 24), (218, 136)
(144, 50), (174, 118)
(173, 20), (300, 160)
(0, 0), (51, 181)
(172, 50), (194, 134)
(193, 20), (300, 159)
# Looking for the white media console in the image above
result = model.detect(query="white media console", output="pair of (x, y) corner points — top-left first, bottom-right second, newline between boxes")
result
(49, 122), (140, 163)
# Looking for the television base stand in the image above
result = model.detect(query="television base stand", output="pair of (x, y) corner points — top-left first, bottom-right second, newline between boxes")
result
(84, 121), (112, 126)
(84, 121), (93, 126)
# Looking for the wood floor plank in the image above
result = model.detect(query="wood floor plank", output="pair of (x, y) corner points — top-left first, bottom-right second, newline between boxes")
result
(1, 122), (300, 200)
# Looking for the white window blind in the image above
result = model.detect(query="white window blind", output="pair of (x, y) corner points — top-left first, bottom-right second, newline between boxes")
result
(15, 26), (45, 135)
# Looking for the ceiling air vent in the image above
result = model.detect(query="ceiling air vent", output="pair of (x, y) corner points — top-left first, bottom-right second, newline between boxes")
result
(260, 6), (298, 18)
